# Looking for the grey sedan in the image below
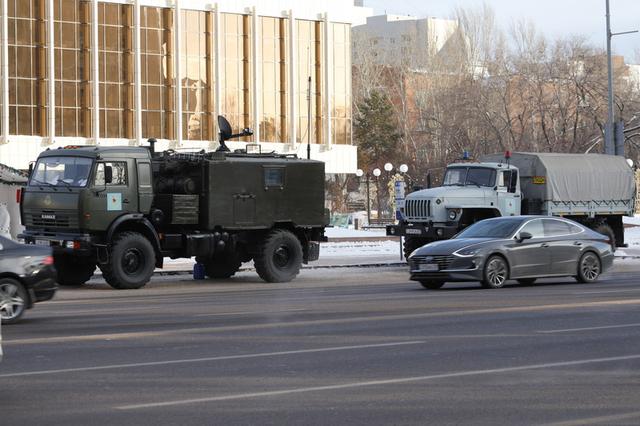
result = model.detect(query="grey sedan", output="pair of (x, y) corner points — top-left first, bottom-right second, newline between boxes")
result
(408, 216), (614, 290)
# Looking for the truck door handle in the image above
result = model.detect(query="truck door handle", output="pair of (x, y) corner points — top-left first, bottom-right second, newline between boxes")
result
(123, 198), (130, 204)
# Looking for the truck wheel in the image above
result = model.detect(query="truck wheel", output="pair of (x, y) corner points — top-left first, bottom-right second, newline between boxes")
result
(197, 254), (242, 279)
(56, 255), (96, 286)
(0, 278), (27, 324)
(404, 237), (430, 259)
(594, 223), (616, 252)
(254, 230), (303, 283)
(101, 232), (155, 289)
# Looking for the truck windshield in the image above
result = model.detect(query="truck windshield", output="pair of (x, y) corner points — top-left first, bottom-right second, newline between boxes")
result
(443, 167), (496, 187)
(30, 157), (93, 188)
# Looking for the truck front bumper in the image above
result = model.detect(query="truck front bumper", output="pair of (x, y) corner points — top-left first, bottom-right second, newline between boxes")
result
(19, 230), (96, 257)
(386, 222), (459, 239)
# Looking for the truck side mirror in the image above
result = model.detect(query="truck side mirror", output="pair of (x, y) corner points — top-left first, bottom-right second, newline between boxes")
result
(104, 165), (113, 184)
(28, 162), (34, 177)
(516, 231), (532, 242)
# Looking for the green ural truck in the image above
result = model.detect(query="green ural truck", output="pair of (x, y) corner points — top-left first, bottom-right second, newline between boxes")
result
(20, 117), (327, 289)
(388, 152), (636, 258)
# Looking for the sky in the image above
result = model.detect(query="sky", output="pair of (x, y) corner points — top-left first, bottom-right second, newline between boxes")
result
(362, 0), (640, 62)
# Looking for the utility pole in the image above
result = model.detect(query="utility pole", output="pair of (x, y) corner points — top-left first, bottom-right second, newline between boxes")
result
(605, 0), (638, 156)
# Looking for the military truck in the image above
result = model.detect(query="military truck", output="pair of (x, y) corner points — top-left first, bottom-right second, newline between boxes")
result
(19, 117), (327, 289)
(387, 152), (635, 258)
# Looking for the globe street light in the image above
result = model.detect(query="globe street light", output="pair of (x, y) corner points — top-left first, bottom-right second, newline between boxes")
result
(384, 163), (393, 172)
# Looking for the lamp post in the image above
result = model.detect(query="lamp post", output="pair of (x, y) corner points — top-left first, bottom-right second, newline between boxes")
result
(356, 167), (381, 225)
(605, 0), (638, 156)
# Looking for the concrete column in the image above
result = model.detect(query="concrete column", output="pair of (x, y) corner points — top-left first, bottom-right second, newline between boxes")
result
(1, 0), (8, 144)
(92, 0), (100, 143)
(174, 0), (182, 146)
(251, 6), (260, 143)
(288, 9), (296, 147)
(323, 13), (331, 148)
(134, 0), (142, 144)
(47, 0), (55, 144)
(213, 3), (221, 145)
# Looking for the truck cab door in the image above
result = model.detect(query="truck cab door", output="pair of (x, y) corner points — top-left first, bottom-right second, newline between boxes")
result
(136, 160), (153, 214)
(496, 169), (519, 216)
(87, 160), (138, 228)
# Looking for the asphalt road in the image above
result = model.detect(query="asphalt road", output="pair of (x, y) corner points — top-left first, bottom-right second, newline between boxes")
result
(2, 264), (640, 425)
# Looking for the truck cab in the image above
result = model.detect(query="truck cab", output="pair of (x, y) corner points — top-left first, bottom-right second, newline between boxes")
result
(388, 161), (521, 258)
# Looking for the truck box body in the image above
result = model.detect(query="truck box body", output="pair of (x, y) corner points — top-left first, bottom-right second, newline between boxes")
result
(202, 154), (326, 230)
(480, 153), (635, 217)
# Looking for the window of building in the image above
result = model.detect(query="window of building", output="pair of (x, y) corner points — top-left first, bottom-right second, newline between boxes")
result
(7, 0), (47, 136)
(331, 22), (351, 145)
(140, 6), (174, 140)
(260, 16), (287, 142)
(53, 0), (92, 137)
(180, 9), (213, 141)
(98, 2), (133, 139)
(220, 13), (252, 141)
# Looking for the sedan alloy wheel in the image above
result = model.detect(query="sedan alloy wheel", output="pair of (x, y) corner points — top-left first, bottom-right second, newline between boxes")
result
(0, 278), (27, 324)
(482, 255), (509, 289)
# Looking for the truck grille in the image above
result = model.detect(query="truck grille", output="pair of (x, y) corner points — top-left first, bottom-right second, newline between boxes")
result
(410, 255), (455, 270)
(24, 212), (78, 229)
(405, 199), (431, 220)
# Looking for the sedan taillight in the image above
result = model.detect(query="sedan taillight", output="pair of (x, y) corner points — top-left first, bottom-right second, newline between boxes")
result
(42, 255), (54, 266)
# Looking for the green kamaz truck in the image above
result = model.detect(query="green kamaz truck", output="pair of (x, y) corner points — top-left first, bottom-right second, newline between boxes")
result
(19, 117), (327, 289)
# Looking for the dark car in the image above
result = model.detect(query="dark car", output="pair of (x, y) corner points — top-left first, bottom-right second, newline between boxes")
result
(0, 236), (57, 323)
(408, 216), (614, 290)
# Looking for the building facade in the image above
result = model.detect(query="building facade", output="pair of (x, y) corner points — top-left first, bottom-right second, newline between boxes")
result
(0, 0), (368, 173)
(352, 14), (459, 69)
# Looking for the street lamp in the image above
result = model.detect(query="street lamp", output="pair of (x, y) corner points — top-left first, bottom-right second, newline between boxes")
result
(605, 0), (638, 156)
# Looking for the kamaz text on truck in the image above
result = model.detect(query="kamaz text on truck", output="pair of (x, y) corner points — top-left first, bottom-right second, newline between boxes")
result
(19, 117), (327, 289)
(387, 152), (635, 258)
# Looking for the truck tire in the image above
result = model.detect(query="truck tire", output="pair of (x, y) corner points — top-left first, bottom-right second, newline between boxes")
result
(101, 232), (155, 289)
(404, 237), (430, 259)
(56, 255), (96, 286)
(254, 229), (303, 283)
(594, 223), (616, 252)
(197, 254), (242, 279)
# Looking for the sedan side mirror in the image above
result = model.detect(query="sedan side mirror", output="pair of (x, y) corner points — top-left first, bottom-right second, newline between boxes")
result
(516, 231), (532, 243)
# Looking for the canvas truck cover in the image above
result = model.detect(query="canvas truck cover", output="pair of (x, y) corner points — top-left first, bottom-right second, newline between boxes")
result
(480, 152), (635, 203)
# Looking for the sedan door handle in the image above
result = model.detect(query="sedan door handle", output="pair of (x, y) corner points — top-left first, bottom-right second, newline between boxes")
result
(541, 243), (550, 248)
(573, 241), (583, 246)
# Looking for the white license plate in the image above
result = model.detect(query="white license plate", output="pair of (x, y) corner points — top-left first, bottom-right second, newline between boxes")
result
(419, 263), (439, 272)
(35, 239), (51, 246)
(405, 228), (423, 235)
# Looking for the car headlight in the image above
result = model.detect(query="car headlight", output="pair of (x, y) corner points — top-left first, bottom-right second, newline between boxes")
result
(454, 247), (479, 257)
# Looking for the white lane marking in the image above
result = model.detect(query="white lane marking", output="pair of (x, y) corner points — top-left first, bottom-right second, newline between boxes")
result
(575, 289), (640, 295)
(0, 341), (425, 378)
(195, 309), (307, 317)
(117, 353), (640, 410)
(10, 298), (640, 346)
(543, 410), (640, 426)
(538, 323), (640, 334)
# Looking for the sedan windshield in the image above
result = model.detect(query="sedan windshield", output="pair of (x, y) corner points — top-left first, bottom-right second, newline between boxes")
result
(443, 167), (496, 187)
(30, 157), (93, 188)
(455, 219), (524, 239)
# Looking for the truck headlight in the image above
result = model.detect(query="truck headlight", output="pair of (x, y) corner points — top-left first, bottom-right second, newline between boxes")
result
(449, 210), (457, 220)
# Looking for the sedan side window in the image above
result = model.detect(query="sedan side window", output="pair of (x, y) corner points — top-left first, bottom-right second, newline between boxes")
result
(519, 219), (544, 238)
(543, 219), (572, 237)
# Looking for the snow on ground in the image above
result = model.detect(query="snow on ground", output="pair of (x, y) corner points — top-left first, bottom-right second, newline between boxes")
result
(320, 240), (401, 257)
(624, 215), (640, 226)
(324, 226), (387, 238)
